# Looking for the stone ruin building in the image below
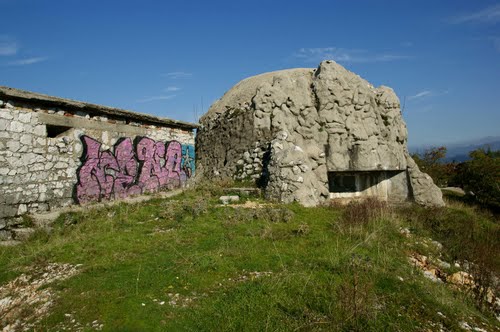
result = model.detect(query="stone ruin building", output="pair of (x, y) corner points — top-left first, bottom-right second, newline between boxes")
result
(0, 86), (198, 240)
(196, 60), (444, 207)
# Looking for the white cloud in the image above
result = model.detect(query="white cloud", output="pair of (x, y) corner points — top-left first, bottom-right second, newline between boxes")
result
(0, 36), (18, 56)
(136, 95), (176, 103)
(408, 90), (432, 101)
(293, 47), (412, 63)
(7, 56), (48, 66)
(165, 86), (181, 92)
(407, 89), (450, 102)
(162, 71), (192, 79)
(450, 4), (500, 24)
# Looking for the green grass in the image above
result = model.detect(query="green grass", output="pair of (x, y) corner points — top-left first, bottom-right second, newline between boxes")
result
(0, 189), (499, 331)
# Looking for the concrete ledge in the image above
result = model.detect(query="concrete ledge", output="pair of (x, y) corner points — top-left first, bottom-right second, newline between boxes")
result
(39, 113), (152, 136)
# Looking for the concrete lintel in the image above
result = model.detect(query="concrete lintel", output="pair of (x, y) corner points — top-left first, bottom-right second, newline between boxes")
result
(39, 113), (152, 136)
(327, 169), (405, 173)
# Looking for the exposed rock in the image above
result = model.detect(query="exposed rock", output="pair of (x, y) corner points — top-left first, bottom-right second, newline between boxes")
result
(0, 230), (12, 241)
(11, 227), (36, 241)
(407, 156), (445, 207)
(408, 252), (446, 283)
(442, 186), (465, 196)
(197, 60), (444, 207)
(219, 195), (240, 205)
(447, 271), (475, 287)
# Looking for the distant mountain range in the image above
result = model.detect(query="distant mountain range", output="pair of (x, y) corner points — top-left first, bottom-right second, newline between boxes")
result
(409, 136), (500, 162)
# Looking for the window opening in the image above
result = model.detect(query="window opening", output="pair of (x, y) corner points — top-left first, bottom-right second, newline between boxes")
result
(46, 124), (72, 138)
(328, 173), (356, 193)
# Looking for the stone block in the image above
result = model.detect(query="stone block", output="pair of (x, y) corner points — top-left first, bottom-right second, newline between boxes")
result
(17, 204), (28, 215)
(9, 121), (24, 133)
(12, 228), (35, 241)
(0, 205), (17, 218)
(18, 112), (32, 124)
(0, 109), (13, 120)
(7, 217), (23, 227)
(0, 230), (12, 241)
(20, 134), (32, 145)
(33, 124), (46, 136)
(0, 119), (9, 131)
(219, 195), (239, 205)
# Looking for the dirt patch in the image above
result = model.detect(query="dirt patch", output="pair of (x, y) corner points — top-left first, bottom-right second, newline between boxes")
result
(0, 263), (80, 332)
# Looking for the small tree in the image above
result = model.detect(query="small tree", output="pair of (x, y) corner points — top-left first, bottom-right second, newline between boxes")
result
(454, 148), (500, 211)
(412, 146), (453, 187)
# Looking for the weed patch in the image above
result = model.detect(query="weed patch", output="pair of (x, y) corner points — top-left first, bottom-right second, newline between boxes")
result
(336, 255), (377, 331)
(340, 197), (390, 227)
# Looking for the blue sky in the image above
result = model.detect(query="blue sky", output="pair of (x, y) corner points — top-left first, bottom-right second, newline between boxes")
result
(1, 0), (499, 146)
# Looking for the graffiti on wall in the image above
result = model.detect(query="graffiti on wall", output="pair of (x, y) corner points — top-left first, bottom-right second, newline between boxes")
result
(75, 135), (195, 204)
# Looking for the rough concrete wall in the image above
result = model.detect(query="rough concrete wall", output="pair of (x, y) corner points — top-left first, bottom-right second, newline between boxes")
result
(196, 107), (267, 180)
(197, 60), (444, 207)
(0, 99), (195, 238)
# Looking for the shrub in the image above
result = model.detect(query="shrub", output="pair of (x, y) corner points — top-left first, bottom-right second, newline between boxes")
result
(452, 148), (500, 212)
(412, 146), (456, 187)
(195, 178), (235, 198)
(336, 255), (376, 330)
(396, 203), (500, 310)
(341, 198), (389, 227)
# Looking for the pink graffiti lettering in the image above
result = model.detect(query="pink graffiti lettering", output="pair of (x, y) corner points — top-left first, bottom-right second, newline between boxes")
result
(136, 137), (163, 193)
(76, 136), (119, 204)
(75, 135), (193, 204)
(113, 138), (141, 199)
(165, 141), (183, 188)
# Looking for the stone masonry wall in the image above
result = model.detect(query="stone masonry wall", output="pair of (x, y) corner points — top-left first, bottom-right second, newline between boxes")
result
(0, 97), (195, 240)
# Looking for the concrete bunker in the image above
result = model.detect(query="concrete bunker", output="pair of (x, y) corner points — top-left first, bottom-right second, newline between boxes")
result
(196, 60), (444, 207)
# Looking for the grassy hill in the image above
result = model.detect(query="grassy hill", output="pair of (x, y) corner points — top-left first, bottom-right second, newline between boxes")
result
(1, 185), (499, 331)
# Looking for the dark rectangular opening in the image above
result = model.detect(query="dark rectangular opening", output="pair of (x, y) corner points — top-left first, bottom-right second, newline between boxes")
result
(328, 173), (356, 193)
(328, 170), (406, 194)
(46, 124), (72, 138)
